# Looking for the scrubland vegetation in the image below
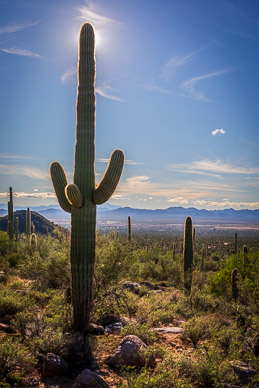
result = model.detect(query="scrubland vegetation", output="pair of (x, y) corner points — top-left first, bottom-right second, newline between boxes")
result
(0, 228), (258, 387)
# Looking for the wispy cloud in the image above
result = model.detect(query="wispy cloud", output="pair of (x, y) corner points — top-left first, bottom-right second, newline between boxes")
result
(169, 159), (259, 176)
(161, 46), (207, 80)
(97, 158), (141, 165)
(0, 22), (39, 35)
(168, 197), (189, 205)
(0, 153), (34, 160)
(61, 66), (77, 84)
(0, 164), (49, 180)
(77, 2), (123, 27)
(193, 199), (259, 209)
(180, 69), (229, 101)
(137, 78), (170, 94)
(212, 128), (226, 136)
(0, 191), (55, 199)
(96, 83), (124, 102)
(1, 48), (41, 58)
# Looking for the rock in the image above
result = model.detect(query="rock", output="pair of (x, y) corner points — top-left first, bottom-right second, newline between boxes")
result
(73, 369), (110, 388)
(105, 322), (124, 334)
(152, 327), (184, 334)
(155, 285), (168, 292)
(13, 289), (28, 296)
(122, 282), (141, 293)
(106, 335), (148, 368)
(0, 322), (15, 333)
(42, 353), (68, 377)
(170, 290), (180, 303)
(87, 323), (104, 335)
(150, 290), (162, 294)
(140, 281), (155, 290)
(231, 361), (256, 385)
(0, 315), (12, 324)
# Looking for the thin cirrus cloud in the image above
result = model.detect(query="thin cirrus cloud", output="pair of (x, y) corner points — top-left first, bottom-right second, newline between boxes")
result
(169, 159), (259, 176)
(97, 158), (141, 165)
(0, 164), (49, 181)
(0, 22), (39, 35)
(0, 191), (56, 199)
(212, 128), (226, 136)
(77, 2), (123, 27)
(180, 69), (229, 101)
(161, 45), (208, 80)
(137, 77), (170, 94)
(1, 48), (41, 58)
(61, 66), (77, 84)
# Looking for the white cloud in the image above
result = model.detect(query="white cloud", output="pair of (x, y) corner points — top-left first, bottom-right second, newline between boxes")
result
(168, 197), (189, 205)
(169, 159), (259, 176)
(194, 199), (259, 209)
(61, 66), (77, 84)
(0, 22), (39, 35)
(161, 46), (207, 80)
(0, 164), (49, 180)
(96, 83), (124, 102)
(212, 128), (226, 136)
(181, 69), (229, 101)
(97, 158), (141, 165)
(0, 153), (34, 160)
(77, 2), (123, 27)
(137, 78), (170, 94)
(0, 191), (55, 199)
(1, 48), (41, 58)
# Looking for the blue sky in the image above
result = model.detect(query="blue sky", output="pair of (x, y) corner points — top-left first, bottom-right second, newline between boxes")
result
(0, 0), (258, 210)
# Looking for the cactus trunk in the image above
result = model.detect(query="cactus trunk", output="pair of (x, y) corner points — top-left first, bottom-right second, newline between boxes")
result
(50, 24), (124, 333)
(234, 232), (237, 254)
(128, 216), (131, 242)
(26, 208), (31, 238)
(183, 216), (193, 294)
(15, 216), (19, 241)
(7, 187), (14, 240)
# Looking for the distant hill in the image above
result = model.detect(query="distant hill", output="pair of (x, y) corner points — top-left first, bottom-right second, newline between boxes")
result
(0, 210), (58, 236)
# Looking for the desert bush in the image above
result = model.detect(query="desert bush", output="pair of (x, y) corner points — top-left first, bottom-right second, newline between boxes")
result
(182, 316), (212, 347)
(121, 323), (157, 345)
(0, 337), (35, 380)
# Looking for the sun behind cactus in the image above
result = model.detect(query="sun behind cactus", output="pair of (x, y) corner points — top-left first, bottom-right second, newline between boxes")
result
(50, 23), (124, 333)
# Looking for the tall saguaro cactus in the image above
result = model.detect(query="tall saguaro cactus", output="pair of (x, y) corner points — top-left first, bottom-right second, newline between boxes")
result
(26, 207), (31, 238)
(128, 216), (131, 242)
(50, 23), (124, 333)
(183, 216), (193, 294)
(7, 187), (14, 240)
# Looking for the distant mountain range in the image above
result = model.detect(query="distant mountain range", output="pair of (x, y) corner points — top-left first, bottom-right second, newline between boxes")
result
(1, 204), (258, 228)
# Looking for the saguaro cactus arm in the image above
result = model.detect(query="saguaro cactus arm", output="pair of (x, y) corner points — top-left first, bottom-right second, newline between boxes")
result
(65, 184), (83, 208)
(93, 149), (124, 205)
(50, 162), (72, 213)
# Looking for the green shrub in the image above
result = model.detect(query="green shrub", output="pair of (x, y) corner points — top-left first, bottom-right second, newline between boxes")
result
(121, 323), (157, 345)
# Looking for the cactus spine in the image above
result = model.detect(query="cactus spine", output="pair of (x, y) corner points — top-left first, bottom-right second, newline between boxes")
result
(7, 187), (14, 240)
(128, 216), (131, 242)
(183, 216), (193, 293)
(234, 232), (237, 254)
(231, 268), (239, 300)
(50, 24), (124, 333)
(26, 207), (31, 238)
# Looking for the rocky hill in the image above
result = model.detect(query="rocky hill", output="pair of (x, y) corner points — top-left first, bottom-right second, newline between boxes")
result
(0, 210), (58, 236)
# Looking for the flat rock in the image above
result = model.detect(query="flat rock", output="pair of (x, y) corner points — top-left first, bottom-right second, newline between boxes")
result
(106, 335), (148, 368)
(42, 353), (68, 377)
(152, 327), (184, 334)
(122, 282), (141, 293)
(231, 361), (256, 385)
(140, 281), (155, 290)
(87, 323), (105, 335)
(105, 322), (124, 334)
(73, 369), (110, 388)
(0, 322), (15, 333)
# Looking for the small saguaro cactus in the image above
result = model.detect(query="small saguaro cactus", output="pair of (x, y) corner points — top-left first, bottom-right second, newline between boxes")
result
(26, 207), (31, 238)
(7, 187), (14, 240)
(231, 268), (239, 300)
(30, 233), (37, 247)
(201, 247), (205, 271)
(15, 216), (19, 241)
(183, 216), (193, 293)
(243, 245), (248, 254)
(234, 232), (237, 254)
(128, 216), (131, 242)
(50, 23), (124, 333)
(173, 242), (176, 260)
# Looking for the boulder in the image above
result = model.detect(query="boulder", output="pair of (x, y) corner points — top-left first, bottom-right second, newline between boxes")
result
(152, 327), (184, 334)
(87, 323), (105, 335)
(73, 369), (110, 388)
(232, 361), (256, 385)
(0, 322), (15, 333)
(105, 322), (124, 334)
(106, 335), (148, 368)
(122, 282), (141, 293)
(140, 281), (155, 290)
(42, 353), (68, 377)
